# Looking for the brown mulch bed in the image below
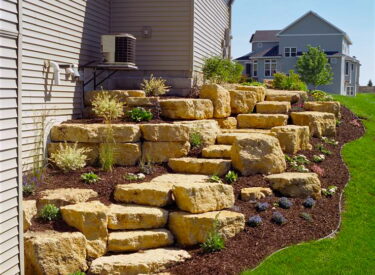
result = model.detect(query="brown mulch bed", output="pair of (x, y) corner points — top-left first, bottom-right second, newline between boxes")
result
(25, 106), (365, 274)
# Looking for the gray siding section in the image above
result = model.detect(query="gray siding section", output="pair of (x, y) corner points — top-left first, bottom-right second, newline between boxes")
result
(0, 0), (21, 273)
(251, 41), (278, 53)
(193, 0), (230, 72)
(21, 0), (110, 169)
(110, 0), (192, 71)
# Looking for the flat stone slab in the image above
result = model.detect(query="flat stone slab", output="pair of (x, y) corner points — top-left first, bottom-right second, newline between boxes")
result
(142, 141), (190, 163)
(140, 124), (190, 142)
(150, 173), (211, 184)
(266, 172), (322, 199)
(291, 111), (336, 138)
(256, 101), (291, 114)
(168, 157), (231, 176)
(114, 182), (173, 207)
(23, 200), (37, 232)
(85, 90), (145, 106)
(174, 120), (221, 145)
(237, 114), (288, 129)
(241, 187), (273, 201)
(160, 99), (213, 120)
(89, 248), (190, 275)
(217, 130), (275, 145)
(265, 89), (306, 103)
(51, 123), (141, 143)
(271, 125), (312, 154)
(168, 210), (245, 246)
(304, 101), (341, 118)
(202, 144), (232, 158)
(233, 85), (266, 102)
(172, 182), (235, 213)
(214, 117), (237, 129)
(126, 96), (159, 107)
(108, 229), (174, 252)
(108, 204), (168, 230)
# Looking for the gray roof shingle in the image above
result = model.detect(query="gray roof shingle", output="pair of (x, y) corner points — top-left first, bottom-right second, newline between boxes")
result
(250, 30), (281, 43)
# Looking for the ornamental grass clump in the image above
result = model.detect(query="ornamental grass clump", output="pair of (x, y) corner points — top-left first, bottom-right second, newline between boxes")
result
(141, 74), (170, 96)
(200, 215), (225, 253)
(248, 215), (262, 227)
(92, 91), (124, 122)
(256, 202), (270, 212)
(278, 197), (293, 209)
(303, 197), (316, 208)
(50, 142), (90, 172)
(272, 211), (287, 225)
(40, 204), (60, 221)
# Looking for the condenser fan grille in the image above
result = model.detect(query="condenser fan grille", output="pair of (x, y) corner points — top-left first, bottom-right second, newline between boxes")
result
(115, 36), (136, 63)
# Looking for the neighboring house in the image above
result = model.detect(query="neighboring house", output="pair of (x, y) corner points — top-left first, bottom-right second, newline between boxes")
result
(0, 0), (233, 273)
(236, 11), (360, 96)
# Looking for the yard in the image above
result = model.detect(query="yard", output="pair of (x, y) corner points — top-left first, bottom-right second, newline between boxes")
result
(244, 93), (375, 274)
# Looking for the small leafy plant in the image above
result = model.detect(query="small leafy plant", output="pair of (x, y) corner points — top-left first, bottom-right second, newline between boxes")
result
(190, 131), (203, 148)
(271, 211), (287, 225)
(23, 183), (36, 196)
(50, 142), (91, 172)
(321, 136), (339, 146)
(312, 154), (325, 163)
(40, 204), (60, 221)
(139, 157), (154, 175)
(303, 197), (316, 208)
(225, 171), (238, 184)
(278, 197), (293, 209)
(308, 90), (333, 102)
(200, 215), (225, 253)
(256, 202), (270, 212)
(92, 90), (124, 121)
(209, 175), (222, 183)
(124, 173), (145, 181)
(322, 185), (338, 197)
(141, 74), (170, 96)
(128, 107), (153, 122)
(68, 272), (86, 275)
(81, 172), (100, 184)
(299, 212), (313, 222)
(22, 174), (39, 196)
(242, 81), (265, 87)
(296, 165), (309, 173)
(316, 144), (332, 155)
(248, 215), (262, 227)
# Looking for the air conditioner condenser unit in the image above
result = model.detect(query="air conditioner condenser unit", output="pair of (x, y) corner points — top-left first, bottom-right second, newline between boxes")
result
(101, 33), (137, 68)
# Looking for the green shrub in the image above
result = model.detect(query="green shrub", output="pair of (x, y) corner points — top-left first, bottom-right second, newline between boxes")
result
(40, 204), (60, 221)
(81, 172), (100, 184)
(273, 70), (307, 91)
(200, 214), (225, 253)
(202, 56), (243, 84)
(308, 90), (333, 101)
(225, 170), (238, 184)
(128, 107), (153, 122)
(50, 142), (90, 172)
(190, 131), (203, 148)
(141, 74), (170, 96)
(68, 272), (86, 275)
(241, 81), (265, 87)
(92, 90), (124, 121)
(209, 175), (222, 183)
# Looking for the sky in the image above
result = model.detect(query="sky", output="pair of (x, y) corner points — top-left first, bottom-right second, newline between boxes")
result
(231, 0), (375, 85)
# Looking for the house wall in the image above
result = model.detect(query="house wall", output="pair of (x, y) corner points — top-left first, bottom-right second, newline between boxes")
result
(0, 0), (23, 273)
(21, 0), (110, 169)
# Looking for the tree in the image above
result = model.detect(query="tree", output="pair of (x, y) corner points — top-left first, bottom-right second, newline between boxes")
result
(296, 46), (333, 90)
(368, 80), (373, 87)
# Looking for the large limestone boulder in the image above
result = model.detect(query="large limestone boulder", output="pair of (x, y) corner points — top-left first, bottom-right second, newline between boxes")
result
(231, 134), (286, 176)
(108, 204), (168, 230)
(229, 90), (258, 114)
(200, 84), (231, 118)
(160, 99), (213, 120)
(216, 130), (275, 145)
(240, 187), (273, 201)
(37, 188), (98, 212)
(89, 248), (190, 275)
(304, 101), (341, 118)
(140, 124), (190, 142)
(237, 114), (288, 129)
(51, 124), (141, 143)
(84, 90), (145, 106)
(23, 200), (37, 232)
(265, 89), (306, 103)
(202, 144), (232, 158)
(271, 125), (312, 154)
(48, 142), (98, 165)
(214, 117), (237, 129)
(174, 119), (221, 145)
(256, 101), (291, 114)
(172, 182), (234, 213)
(266, 172), (322, 199)
(142, 141), (190, 163)
(24, 231), (87, 275)
(234, 85), (266, 102)
(115, 182), (173, 207)
(61, 201), (109, 258)
(126, 96), (159, 107)
(108, 229), (174, 252)
(291, 111), (336, 137)
(109, 143), (142, 166)
(168, 157), (231, 176)
(168, 211), (245, 246)
(150, 173), (211, 184)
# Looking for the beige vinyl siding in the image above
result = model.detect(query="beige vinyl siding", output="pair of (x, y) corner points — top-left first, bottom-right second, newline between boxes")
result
(110, 0), (193, 71)
(193, 0), (230, 71)
(0, 0), (21, 273)
(21, 0), (110, 169)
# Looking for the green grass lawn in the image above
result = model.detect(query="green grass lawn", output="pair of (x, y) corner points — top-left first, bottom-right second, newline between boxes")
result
(243, 93), (375, 275)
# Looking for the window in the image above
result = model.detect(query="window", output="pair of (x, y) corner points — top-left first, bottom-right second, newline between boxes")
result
(346, 86), (354, 96)
(253, 60), (258, 77)
(257, 42), (263, 48)
(345, 61), (349, 75)
(245, 63), (251, 76)
(285, 47), (297, 57)
(265, 59), (277, 77)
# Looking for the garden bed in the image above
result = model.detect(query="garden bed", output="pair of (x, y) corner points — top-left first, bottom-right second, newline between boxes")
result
(24, 106), (364, 275)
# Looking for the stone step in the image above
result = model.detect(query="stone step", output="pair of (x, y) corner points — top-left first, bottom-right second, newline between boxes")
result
(84, 90), (145, 106)
(107, 229), (174, 252)
(168, 157), (231, 176)
(256, 101), (291, 114)
(201, 144), (232, 158)
(159, 98), (213, 120)
(270, 125), (312, 154)
(304, 101), (341, 118)
(89, 248), (190, 275)
(108, 204), (168, 230)
(216, 130), (275, 145)
(265, 89), (306, 103)
(237, 114), (288, 129)
(290, 111), (336, 138)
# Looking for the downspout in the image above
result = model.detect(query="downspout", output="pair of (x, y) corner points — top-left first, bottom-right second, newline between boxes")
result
(228, 0), (235, 59)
